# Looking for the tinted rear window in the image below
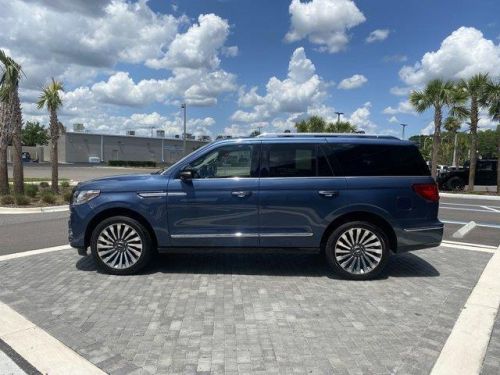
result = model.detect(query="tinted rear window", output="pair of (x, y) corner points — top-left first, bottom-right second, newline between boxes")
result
(322, 143), (430, 176)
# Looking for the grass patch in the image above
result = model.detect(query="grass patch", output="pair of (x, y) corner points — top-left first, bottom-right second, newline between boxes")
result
(0, 195), (15, 205)
(14, 195), (30, 206)
(40, 191), (57, 204)
(9, 177), (69, 182)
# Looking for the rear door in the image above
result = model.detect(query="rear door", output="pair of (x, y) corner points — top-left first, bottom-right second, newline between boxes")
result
(258, 139), (347, 248)
(167, 142), (260, 247)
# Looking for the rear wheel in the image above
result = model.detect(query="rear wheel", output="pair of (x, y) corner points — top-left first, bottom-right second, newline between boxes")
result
(446, 176), (465, 191)
(325, 221), (390, 280)
(90, 216), (152, 275)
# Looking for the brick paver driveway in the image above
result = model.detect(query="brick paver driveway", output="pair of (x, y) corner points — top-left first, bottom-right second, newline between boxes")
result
(0, 247), (492, 374)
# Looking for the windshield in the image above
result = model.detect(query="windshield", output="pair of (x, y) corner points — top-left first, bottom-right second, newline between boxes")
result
(155, 142), (215, 175)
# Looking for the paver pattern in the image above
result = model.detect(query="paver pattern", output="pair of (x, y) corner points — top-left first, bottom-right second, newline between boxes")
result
(0, 248), (492, 375)
(482, 311), (500, 375)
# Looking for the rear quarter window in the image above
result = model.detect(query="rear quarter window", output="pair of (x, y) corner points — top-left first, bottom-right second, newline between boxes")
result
(323, 143), (430, 177)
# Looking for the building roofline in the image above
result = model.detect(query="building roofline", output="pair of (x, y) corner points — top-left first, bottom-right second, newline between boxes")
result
(64, 131), (209, 142)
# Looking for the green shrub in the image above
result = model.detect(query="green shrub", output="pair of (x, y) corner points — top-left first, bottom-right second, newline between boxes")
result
(41, 191), (56, 204)
(108, 160), (157, 168)
(63, 190), (73, 203)
(0, 195), (15, 205)
(60, 181), (70, 188)
(15, 195), (30, 206)
(24, 184), (39, 198)
(39, 181), (50, 189)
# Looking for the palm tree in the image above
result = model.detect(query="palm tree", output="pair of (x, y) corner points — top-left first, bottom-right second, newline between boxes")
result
(37, 78), (64, 193)
(444, 116), (461, 167)
(0, 50), (24, 195)
(409, 79), (467, 179)
(458, 74), (492, 192)
(485, 80), (500, 193)
(327, 121), (357, 133)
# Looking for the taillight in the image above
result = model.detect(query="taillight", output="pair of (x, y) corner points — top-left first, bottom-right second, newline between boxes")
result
(412, 183), (439, 202)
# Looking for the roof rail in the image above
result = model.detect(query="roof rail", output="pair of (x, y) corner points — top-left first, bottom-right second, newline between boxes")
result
(256, 133), (400, 140)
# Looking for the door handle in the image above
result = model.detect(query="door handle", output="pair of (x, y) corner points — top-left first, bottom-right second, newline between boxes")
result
(232, 191), (252, 198)
(318, 190), (339, 198)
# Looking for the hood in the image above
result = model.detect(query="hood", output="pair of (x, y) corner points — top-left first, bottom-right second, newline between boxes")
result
(77, 173), (167, 192)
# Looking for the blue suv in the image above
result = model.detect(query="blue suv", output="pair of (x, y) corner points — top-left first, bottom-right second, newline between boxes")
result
(69, 134), (443, 280)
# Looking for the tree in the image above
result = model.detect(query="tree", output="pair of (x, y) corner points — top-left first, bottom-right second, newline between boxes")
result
(326, 121), (357, 133)
(485, 80), (500, 193)
(37, 78), (64, 193)
(409, 79), (467, 179)
(22, 121), (49, 146)
(0, 50), (24, 195)
(458, 74), (492, 192)
(249, 130), (261, 137)
(444, 116), (461, 167)
(295, 116), (357, 133)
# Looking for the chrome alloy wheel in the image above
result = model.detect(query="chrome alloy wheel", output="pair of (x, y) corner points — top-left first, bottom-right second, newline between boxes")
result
(334, 228), (383, 275)
(96, 223), (143, 269)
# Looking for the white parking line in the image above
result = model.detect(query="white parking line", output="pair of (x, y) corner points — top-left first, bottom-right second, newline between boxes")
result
(442, 240), (497, 250)
(0, 245), (71, 262)
(452, 221), (477, 239)
(431, 244), (500, 375)
(440, 241), (496, 254)
(441, 220), (500, 230)
(440, 206), (500, 213)
(0, 303), (105, 375)
(481, 205), (500, 213)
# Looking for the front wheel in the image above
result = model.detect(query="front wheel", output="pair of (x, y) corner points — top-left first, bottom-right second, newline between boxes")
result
(90, 216), (152, 275)
(325, 221), (390, 280)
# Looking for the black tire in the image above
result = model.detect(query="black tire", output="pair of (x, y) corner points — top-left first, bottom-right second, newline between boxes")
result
(446, 177), (465, 191)
(90, 216), (152, 275)
(325, 221), (390, 280)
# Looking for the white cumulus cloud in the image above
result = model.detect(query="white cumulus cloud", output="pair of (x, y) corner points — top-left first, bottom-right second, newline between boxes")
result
(284, 0), (366, 53)
(337, 74), (367, 89)
(366, 29), (390, 43)
(231, 47), (327, 124)
(399, 27), (500, 86)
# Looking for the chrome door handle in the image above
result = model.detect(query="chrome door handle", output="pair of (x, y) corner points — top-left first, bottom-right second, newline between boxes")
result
(232, 191), (251, 198)
(318, 190), (339, 198)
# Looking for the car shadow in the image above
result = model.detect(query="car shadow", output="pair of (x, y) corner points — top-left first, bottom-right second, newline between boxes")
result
(76, 250), (439, 279)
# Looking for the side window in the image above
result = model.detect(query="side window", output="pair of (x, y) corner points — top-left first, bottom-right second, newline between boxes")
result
(477, 161), (493, 171)
(184, 144), (256, 178)
(323, 143), (430, 176)
(262, 143), (326, 177)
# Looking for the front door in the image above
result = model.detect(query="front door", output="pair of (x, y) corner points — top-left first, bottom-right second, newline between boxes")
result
(167, 142), (260, 247)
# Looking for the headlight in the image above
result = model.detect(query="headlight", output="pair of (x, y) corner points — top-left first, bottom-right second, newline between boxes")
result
(73, 190), (100, 205)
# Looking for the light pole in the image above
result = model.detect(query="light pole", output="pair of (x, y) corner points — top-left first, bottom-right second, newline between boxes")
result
(334, 111), (344, 124)
(400, 123), (408, 140)
(181, 103), (187, 155)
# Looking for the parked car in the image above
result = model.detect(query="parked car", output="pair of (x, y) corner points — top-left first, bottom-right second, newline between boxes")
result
(69, 134), (443, 280)
(437, 159), (498, 191)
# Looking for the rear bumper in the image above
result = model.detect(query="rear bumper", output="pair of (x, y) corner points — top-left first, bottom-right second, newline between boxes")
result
(396, 222), (444, 252)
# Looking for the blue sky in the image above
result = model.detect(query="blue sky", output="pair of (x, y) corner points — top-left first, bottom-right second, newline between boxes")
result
(1, 0), (499, 138)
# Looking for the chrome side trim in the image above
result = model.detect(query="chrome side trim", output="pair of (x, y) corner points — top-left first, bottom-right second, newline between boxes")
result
(170, 232), (314, 239)
(403, 226), (444, 232)
(167, 192), (188, 196)
(137, 192), (167, 198)
(171, 233), (259, 239)
(260, 233), (314, 237)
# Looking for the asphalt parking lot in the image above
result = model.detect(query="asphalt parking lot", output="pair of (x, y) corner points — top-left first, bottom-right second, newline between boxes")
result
(0, 166), (499, 374)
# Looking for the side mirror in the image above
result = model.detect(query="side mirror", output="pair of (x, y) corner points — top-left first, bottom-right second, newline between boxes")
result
(180, 169), (194, 181)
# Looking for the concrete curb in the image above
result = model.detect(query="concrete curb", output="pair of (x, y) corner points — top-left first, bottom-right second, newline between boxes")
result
(0, 205), (69, 214)
(0, 302), (106, 375)
(440, 192), (500, 201)
(431, 244), (500, 375)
